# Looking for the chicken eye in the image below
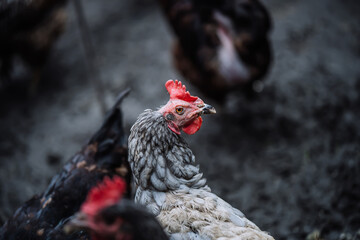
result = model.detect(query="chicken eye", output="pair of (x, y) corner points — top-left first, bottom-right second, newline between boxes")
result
(175, 107), (184, 115)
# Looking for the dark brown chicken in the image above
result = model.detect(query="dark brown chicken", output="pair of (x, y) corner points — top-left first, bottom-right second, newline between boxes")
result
(0, 0), (67, 88)
(0, 89), (131, 240)
(158, 0), (272, 101)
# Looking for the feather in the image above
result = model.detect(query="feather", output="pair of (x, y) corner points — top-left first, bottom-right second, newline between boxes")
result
(165, 168), (181, 189)
(151, 173), (168, 191)
(229, 213), (246, 227)
(153, 192), (167, 207)
(156, 155), (166, 180)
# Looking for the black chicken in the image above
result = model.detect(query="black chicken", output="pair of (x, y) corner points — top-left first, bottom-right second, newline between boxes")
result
(0, 0), (67, 88)
(64, 176), (169, 240)
(158, 0), (272, 101)
(0, 89), (131, 240)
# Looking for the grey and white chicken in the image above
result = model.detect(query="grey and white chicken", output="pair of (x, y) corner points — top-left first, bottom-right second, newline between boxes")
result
(128, 80), (274, 240)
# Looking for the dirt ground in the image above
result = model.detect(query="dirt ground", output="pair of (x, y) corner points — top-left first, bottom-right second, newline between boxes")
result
(0, 0), (359, 239)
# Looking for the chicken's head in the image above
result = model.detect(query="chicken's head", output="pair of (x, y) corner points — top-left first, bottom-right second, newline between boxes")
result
(64, 176), (128, 240)
(159, 80), (216, 135)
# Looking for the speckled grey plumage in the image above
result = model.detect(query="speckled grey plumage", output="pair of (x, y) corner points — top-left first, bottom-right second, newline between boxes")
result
(129, 109), (274, 240)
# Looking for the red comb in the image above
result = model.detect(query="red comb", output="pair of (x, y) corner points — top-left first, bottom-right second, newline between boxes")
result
(81, 176), (126, 216)
(165, 80), (198, 103)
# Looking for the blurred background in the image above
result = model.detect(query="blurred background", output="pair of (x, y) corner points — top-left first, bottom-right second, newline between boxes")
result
(0, 0), (359, 239)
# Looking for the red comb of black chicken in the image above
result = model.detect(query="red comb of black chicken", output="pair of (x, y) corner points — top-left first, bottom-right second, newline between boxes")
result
(64, 177), (168, 240)
(0, 89), (131, 240)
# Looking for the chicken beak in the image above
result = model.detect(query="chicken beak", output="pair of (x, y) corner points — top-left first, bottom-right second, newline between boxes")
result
(201, 104), (216, 115)
(63, 212), (90, 234)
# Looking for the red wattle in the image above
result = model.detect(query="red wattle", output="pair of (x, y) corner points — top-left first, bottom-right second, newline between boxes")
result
(168, 122), (181, 135)
(182, 117), (203, 135)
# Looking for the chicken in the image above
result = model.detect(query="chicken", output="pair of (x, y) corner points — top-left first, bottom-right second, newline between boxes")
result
(0, 89), (131, 240)
(0, 0), (67, 89)
(128, 80), (274, 239)
(158, 0), (272, 101)
(64, 176), (169, 240)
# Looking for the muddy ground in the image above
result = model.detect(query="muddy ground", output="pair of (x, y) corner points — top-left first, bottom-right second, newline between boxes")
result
(0, 0), (359, 239)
